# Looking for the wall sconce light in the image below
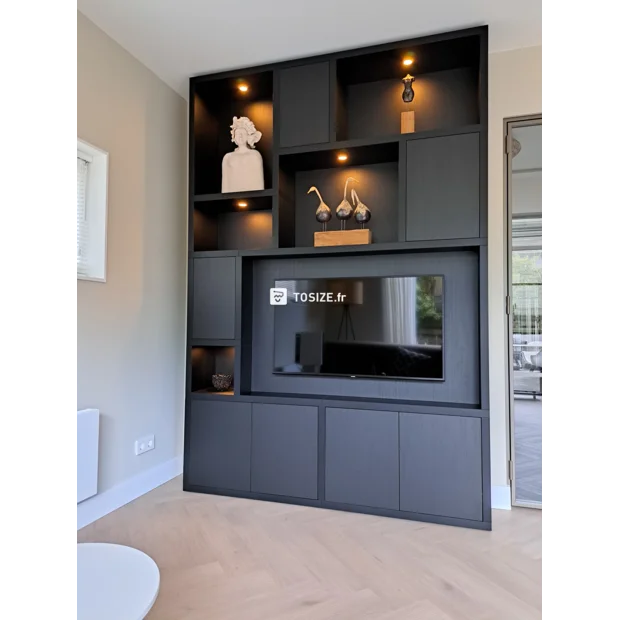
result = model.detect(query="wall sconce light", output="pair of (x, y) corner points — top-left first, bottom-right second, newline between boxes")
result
(237, 201), (248, 208)
(238, 83), (249, 93)
(402, 57), (414, 67)
(337, 153), (348, 162)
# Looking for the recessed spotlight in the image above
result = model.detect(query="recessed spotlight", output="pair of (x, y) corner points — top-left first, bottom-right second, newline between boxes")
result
(403, 57), (414, 67)
(337, 153), (348, 162)
(238, 84), (249, 93)
(237, 201), (248, 208)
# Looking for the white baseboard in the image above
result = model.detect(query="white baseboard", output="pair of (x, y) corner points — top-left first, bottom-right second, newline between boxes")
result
(491, 485), (512, 510)
(77, 455), (183, 530)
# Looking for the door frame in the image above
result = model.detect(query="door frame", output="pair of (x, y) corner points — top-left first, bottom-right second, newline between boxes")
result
(504, 114), (542, 509)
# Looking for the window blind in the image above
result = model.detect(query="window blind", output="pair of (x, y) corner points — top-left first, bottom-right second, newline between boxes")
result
(77, 157), (89, 275)
(277, 280), (298, 300)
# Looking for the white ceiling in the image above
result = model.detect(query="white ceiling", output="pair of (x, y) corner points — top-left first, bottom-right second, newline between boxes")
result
(77, 0), (541, 99)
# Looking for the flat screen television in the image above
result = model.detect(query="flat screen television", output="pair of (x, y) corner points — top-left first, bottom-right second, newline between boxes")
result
(272, 275), (444, 381)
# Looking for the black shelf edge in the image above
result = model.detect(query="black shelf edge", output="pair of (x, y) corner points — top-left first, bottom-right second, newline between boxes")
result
(192, 389), (236, 398)
(399, 124), (482, 141)
(278, 134), (399, 156)
(194, 189), (274, 203)
(239, 237), (486, 258)
(192, 239), (485, 259)
(191, 249), (240, 258)
(277, 125), (482, 157)
(191, 339), (239, 347)
(189, 390), (488, 417)
(247, 392), (485, 413)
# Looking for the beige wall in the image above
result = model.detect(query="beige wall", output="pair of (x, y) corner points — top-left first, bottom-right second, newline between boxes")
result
(488, 46), (542, 495)
(77, 12), (187, 494)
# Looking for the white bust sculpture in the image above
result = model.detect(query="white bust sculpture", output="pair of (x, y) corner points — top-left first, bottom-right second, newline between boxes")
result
(222, 116), (265, 193)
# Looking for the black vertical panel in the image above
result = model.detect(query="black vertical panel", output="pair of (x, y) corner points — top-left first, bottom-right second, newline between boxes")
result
(277, 168), (296, 248)
(406, 133), (480, 241)
(193, 257), (236, 339)
(480, 416), (492, 525)
(317, 404), (326, 501)
(187, 401), (251, 491)
(330, 59), (348, 142)
(239, 258), (254, 394)
(399, 412), (483, 521)
(279, 62), (330, 148)
(325, 407), (399, 510)
(251, 403), (318, 499)
(478, 128), (489, 239)
(398, 141), (407, 242)
(479, 245), (489, 410)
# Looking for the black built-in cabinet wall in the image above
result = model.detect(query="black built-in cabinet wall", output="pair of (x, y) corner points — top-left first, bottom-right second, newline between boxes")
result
(184, 27), (491, 529)
(279, 62), (330, 147)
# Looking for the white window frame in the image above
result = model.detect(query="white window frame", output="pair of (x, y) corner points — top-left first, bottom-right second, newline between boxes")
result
(77, 138), (109, 282)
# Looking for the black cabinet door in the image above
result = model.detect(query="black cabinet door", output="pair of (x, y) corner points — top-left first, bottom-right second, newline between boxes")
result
(251, 403), (318, 499)
(406, 133), (480, 241)
(399, 413), (483, 521)
(325, 407), (399, 510)
(186, 400), (251, 491)
(279, 62), (330, 148)
(193, 257), (236, 340)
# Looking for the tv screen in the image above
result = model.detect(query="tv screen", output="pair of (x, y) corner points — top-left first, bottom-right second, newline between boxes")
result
(272, 276), (444, 381)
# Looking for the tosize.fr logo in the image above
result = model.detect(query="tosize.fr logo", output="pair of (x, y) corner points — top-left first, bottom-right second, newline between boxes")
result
(270, 288), (287, 305)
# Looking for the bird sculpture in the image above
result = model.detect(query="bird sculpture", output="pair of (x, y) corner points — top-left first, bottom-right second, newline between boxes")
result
(308, 186), (331, 231)
(352, 188), (371, 228)
(336, 177), (357, 229)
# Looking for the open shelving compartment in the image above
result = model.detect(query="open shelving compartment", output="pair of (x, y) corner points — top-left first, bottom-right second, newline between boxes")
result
(191, 345), (236, 396)
(193, 191), (273, 252)
(334, 34), (481, 141)
(193, 69), (274, 195)
(277, 141), (401, 249)
(191, 68), (275, 252)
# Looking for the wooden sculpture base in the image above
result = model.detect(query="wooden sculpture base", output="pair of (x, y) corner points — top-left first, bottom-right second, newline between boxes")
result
(401, 110), (415, 134)
(314, 229), (372, 247)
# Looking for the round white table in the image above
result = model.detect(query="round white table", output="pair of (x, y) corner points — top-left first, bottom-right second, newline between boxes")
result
(78, 543), (160, 620)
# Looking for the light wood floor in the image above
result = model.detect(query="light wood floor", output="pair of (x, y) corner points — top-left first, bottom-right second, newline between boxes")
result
(78, 477), (541, 619)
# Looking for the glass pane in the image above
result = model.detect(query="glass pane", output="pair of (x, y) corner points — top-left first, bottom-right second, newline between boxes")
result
(511, 123), (542, 506)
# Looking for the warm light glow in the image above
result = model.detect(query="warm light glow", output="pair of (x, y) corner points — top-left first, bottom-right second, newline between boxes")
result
(238, 84), (249, 92)
(403, 58), (414, 67)
(237, 201), (248, 208)
(337, 153), (348, 162)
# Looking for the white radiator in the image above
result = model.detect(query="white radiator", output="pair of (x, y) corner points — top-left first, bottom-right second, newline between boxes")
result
(77, 409), (100, 503)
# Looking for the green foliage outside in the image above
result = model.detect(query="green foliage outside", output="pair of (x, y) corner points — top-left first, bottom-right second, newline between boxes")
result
(512, 251), (542, 284)
(512, 251), (542, 335)
(416, 276), (442, 333)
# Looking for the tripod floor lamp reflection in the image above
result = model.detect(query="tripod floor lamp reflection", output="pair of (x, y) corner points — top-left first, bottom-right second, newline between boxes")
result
(328, 280), (364, 341)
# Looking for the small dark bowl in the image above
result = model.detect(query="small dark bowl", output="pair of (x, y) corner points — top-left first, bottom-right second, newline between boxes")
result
(212, 374), (233, 392)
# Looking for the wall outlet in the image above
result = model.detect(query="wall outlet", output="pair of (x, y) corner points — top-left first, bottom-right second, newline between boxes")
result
(135, 434), (155, 456)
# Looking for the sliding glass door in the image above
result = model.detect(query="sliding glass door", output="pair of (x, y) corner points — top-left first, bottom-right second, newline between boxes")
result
(507, 117), (542, 508)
